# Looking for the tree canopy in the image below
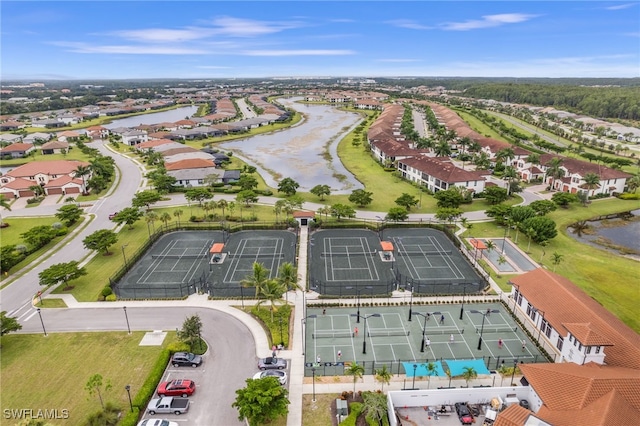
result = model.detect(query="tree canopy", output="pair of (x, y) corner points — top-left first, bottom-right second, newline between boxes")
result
(233, 377), (289, 426)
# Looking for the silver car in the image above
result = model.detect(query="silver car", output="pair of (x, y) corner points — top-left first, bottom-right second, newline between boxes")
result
(257, 356), (287, 370)
(253, 370), (287, 385)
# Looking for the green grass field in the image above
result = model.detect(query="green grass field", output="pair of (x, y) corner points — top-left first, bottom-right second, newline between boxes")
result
(0, 332), (175, 426)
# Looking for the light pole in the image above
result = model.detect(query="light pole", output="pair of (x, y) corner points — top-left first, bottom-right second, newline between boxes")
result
(301, 315), (317, 356)
(352, 313), (380, 354)
(471, 309), (500, 350)
(125, 385), (133, 412)
(279, 317), (284, 347)
(459, 284), (466, 320)
(414, 311), (441, 352)
(240, 285), (245, 309)
(345, 286), (372, 323)
(311, 367), (316, 402)
(36, 308), (47, 336)
(408, 283), (414, 321)
(412, 364), (418, 389)
(510, 360), (518, 385)
(121, 244), (128, 266)
(123, 306), (131, 334)
(501, 217), (510, 254)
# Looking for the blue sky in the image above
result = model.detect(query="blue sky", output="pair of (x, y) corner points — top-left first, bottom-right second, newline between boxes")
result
(2, 1), (639, 80)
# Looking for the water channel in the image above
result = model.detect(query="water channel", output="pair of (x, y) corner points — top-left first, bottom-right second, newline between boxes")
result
(219, 97), (363, 194)
(103, 105), (198, 129)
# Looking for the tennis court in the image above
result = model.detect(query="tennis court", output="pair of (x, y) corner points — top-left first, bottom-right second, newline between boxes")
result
(303, 303), (548, 377)
(309, 228), (484, 296)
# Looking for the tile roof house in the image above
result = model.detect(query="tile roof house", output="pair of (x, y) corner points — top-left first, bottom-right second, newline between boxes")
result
(397, 156), (487, 193)
(0, 133), (24, 144)
(165, 158), (216, 171)
(509, 269), (640, 369)
(41, 140), (70, 155)
(0, 143), (36, 159)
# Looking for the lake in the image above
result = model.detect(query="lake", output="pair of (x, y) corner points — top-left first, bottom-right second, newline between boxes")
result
(103, 105), (198, 129)
(570, 209), (640, 258)
(219, 98), (363, 194)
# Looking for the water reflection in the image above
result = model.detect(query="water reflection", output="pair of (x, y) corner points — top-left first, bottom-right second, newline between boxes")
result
(219, 98), (363, 193)
(103, 106), (198, 129)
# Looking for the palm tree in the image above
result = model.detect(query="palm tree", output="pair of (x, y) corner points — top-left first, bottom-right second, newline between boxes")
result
(29, 185), (45, 198)
(345, 362), (364, 393)
(503, 166), (518, 196)
(434, 140), (452, 157)
(496, 147), (515, 169)
(484, 240), (496, 259)
(255, 279), (286, 321)
(73, 164), (91, 195)
(361, 391), (388, 425)
(277, 262), (301, 303)
(545, 157), (565, 190)
(424, 362), (437, 389)
(173, 209), (183, 226)
(0, 194), (11, 227)
(626, 174), (640, 193)
(570, 220), (590, 237)
(461, 366), (477, 387)
(217, 199), (228, 219)
(375, 365), (392, 391)
(160, 212), (171, 229)
(145, 211), (158, 234)
(241, 262), (271, 297)
(581, 172), (601, 197)
(551, 252), (564, 272)
(498, 364), (510, 386)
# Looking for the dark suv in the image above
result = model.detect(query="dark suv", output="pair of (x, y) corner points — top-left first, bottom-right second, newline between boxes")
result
(454, 402), (473, 424)
(171, 352), (202, 367)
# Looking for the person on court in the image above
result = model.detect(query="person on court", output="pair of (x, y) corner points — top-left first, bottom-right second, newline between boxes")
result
(337, 350), (342, 360)
(440, 314), (445, 324)
(498, 338), (503, 349)
(426, 337), (431, 350)
(450, 334), (455, 344)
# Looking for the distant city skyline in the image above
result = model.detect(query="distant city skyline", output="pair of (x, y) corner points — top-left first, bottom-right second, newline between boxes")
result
(2, 1), (639, 80)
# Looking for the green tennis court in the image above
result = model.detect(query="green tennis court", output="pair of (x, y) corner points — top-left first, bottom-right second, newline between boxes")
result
(303, 303), (549, 377)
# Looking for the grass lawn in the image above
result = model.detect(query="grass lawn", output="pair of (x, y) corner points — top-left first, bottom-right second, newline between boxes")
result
(0, 331), (175, 426)
(302, 394), (337, 426)
(462, 197), (640, 332)
(0, 148), (93, 169)
(0, 216), (60, 246)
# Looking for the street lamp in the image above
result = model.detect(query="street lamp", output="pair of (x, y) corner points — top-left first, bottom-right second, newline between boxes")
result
(36, 308), (47, 336)
(414, 311), (441, 352)
(510, 360), (519, 385)
(458, 284), (467, 320)
(123, 306), (131, 334)
(470, 309), (500, 350)
(351, 313), (380, 354)
(407, 283), (414, 321)
(125, 385), (133, 412)
(301, 315), (317, 356)
(501, 217), (510, 254)
(240, 285), (245, 309)
(412, 364), (418, 389)
(279, 317), (284, 347)
(311, 367), (316, 402)
(345, 286), (372, 323)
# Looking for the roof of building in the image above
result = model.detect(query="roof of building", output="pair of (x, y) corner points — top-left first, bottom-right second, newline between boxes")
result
(6, 160), (90, 178)
(540, 154), (631, 180)
(399, 155), (486, 183)
(165, 158), (216, 171)
(519, 362), (640, 425)
(0, 143), (34, 153)
(510, 269), (640, 369)
(494, 404), (538, 426)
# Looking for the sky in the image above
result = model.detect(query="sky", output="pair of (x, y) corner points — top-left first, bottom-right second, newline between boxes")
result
(1, 1), (639, 80)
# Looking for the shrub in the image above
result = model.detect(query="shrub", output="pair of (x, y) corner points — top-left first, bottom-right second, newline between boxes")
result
(105, 294), (117, 301)
(119, 407), (140, 426)
(618, 192), (640, 200)
(340, 402), (363, 426)
(132, 349), (171, 408)
(166, 341), (190, 353)
(101, 286), (113, 297)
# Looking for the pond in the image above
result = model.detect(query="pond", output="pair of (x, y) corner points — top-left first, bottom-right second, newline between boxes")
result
(571, 209), (640, 259)
(103, 105), (198, 129)
(219, 98), (363, 194)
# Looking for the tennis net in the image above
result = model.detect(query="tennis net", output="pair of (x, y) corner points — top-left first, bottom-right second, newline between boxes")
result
(320, 250), (452, 257)
(367, 329), (410, 337)
(152, 254), (207, 260)
(475, 326), (518, 334)
(427, 328), (465, 335)
(228, 253), (285, 259)
(312, 330), (353, 339)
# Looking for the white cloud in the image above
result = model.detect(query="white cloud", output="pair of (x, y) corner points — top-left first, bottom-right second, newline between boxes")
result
(242, 49), (354, 56)
(386, 19), (433, 30)
(441, 13), (538, 31)
(605, 3), (637, 10)
(210, 16), (304, 37)
(111, 27), (214, 43)
(49, 41), (207, 55)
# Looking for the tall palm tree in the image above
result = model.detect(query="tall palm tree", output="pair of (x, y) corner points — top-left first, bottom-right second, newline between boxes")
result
(145, 211), (158, 234)
(581, 172), (601, 197)
(570, 220), (589, 237)
(626, 174), (640, 193)
(0, 194), (11, 227)
(241, 262), (271, 297)
(277, 262), (301, 303)
(461, 366), (478, 387)
(375, 365), (392, 391)
(551, 252), (564, 272)
(28, 185), (45, 198)
(434, 140), (452, 157)
(160, 212), (171, 229)
(496, 147), (515, 169)
(484, 240), (496, 259)
(256, 279), (286, 321)
(73, 165), (91, 194)
(424, 362), (437, 389)
(503, 166), (518, 196)
(345, 362), (365, 393)
(217, 199), (228, 219)
(545, 157), (565, 190)
(173, 209), (183, 226)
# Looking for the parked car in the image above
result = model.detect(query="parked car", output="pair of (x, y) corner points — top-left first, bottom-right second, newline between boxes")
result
(147, 396), (190, 415)
(136, 420), (178, 426)
(108, 212), (118, 220)
(157, 379), (196, 397)
(257, 356), (287, 370)
(253, 370), (287, 385)
(171, 352), (202, 368)
(455, 402), (473, 425)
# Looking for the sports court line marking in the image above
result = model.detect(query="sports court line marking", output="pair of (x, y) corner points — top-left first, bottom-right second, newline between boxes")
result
(323, 236), (381, 282)
(223, 237), (285, 283)
(391, 235), (466, 281)
(139, 239), (212, 284)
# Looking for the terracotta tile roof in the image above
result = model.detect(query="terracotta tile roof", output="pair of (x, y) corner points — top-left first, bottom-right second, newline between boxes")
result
(160, 147), (199, 157)
(1, 177), (33, 190)
(57, 130), (80, 137)
(563, 323), (613, 346)
(0, 143), (34, 153)
(292, 210), (315, 218)
(45, 175), (82, 187)
(520, 363), (640, 424)
(510, 269), (640, 369)
(41, 141), (69, 150)
(6, 160), (89, 178)
(165, 158), (215, 171)
(136, 139), (174, 149)
(493, 404), (535, 426)
(540, 154), (631, 180)
(399, 156), (486, 183)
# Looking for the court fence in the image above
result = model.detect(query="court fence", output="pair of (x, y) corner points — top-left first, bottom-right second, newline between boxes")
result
(302, 354), (547, 378)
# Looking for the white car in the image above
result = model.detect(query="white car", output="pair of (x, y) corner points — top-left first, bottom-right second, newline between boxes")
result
(253, 370), (287, 385)
(137, 420), (178, 426)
